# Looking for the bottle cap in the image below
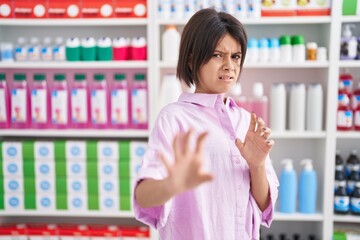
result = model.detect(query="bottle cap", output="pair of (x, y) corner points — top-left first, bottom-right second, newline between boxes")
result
(301, 159), (314, 171)
(307, 42), (318, 49)
(55, 37), (64, 45)
(14, 73), (26, 81)
(54, 74), (66, 81)
(17, 37), (27, 45)
(81, 37), (96, 47)
(33, 74), (45, 81)
(114, 73), (126, 81)
(258, 38), (269, 48)
(134, 74), (145, 81)
(281, 158), (294, 171)
(248, 38), (258, 48)
(112, 37), (130, 47)
(269, 38), (279, 48)
(30, 37), (39, 45)
(0, 73), (5, 81)
(131, 37), (147, 47)
(279, 35), (291, 45)
(66, 37), (80, 47)
(343, 24), (355, 38)
(97, 37), (112, 47)
(75, 73), (86, 81)
(94, 74), (105, 81)
(252, 82), (264, 97)
(43, 37), (51, 45)
(291, 35), (305, 45)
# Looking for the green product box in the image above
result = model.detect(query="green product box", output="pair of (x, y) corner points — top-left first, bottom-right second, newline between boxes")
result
(343, 0), (358, 15)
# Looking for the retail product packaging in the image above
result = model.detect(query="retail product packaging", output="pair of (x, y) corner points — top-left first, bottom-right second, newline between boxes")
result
(130, 73), (148, 129)
(13, 0), (47, 18)
(343, 0), (360, 16)
(261, 0), (296, 17)
(97, 37), (113, 61)
(0, 1), (13, 18)
(47, 0), (81, 18)
(81, 0), (114, 18)
(296, 0), (331, 16)
(0, 224), (27, 239)
(113, 0), (147, 18)
(27, 224), (59, 240)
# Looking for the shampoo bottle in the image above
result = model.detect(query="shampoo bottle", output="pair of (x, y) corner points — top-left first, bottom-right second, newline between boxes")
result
(299, 159), (317, 214)
(162, 25), (181, 62)
(279, 158), (297, 213)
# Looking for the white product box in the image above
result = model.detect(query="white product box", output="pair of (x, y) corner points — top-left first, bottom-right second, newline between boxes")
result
(35, 160), (55, 177)
(67, 177), (87, 194)
(4, 177), (23, 193)
(97, 141), (119, 160)
(99, 194), (119, 211)
(2, 142), (22, 160)
(68, 194), (87, 211)
(5, 193), (24, 210)
(130, 141), (147, 161)
(3, 159), (23, 177)
(67, 161), (86, 177)
(66, 141), (86, 160)
(36, 194), (55, 210)
(99, 179), (118, 195)
(34, 141), (54, 160)
(131, 158), (142, 179)
(36, 178), (55, 193)
(98, 160), (118, 178)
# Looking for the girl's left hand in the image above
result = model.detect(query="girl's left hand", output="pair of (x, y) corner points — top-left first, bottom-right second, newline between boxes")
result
(235, 112), (274, 169)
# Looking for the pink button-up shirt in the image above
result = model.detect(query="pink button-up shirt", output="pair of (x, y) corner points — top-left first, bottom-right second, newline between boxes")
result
(133, 93), (279, 240)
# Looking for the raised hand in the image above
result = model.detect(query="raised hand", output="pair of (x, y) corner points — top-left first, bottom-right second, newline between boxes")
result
(159, 129), (214, 195)
(235, 113), (274, 169)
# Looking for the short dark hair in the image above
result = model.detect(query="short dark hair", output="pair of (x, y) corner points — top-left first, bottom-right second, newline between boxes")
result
(176, 8), (248, 88)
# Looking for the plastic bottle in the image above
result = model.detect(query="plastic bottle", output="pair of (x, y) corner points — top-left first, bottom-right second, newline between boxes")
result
(15, 37), (28, 61)
(130, 37), (147, 60)
(289, 83), (306, 131)
(51, 74), (69, 128)
(334, 180), (350, 215)
(162, 25), (181, 62)
(299, 159), (317, 214)
(11, 73), (29, 128)
(30, 73), (49, 128)
(97, 37), (113, 61)
(234, 0), (247, 19)
(28, 37), (41, 61)
(291, 35), (306, 62)
(112, 37), (130, 61)
(269, 38), (280, 63)
(306, 83), (323, 131)
(270, 83), (286, 132)
(81, 37), (97, 61)
(246, 38), (258, 63)
(258, 38), (269, 63)
(0, 73), (9, 128)
(340, 24), (357, 60)
(337, 94), (353, 131)
(334, 150), (346, 192)
(110, 73), (129, 129)
(279, 35), (292, 63)
(247, 0), (261, 18)
(339, 71), (353, 100)
(279, 159), (297, 213)
(66, 37), (81, 61)
(0, 42), (14, 62)
(90, 73), (109, 128)
(159, 74), (182, 109)
(41, 37), (53, 61)
(316, 46), (327, 61)
(354, 91), (360, 131)
(345, 150), (360, 178)
(307, 42), (317, 61)
(347, 165), (360, 195)
(131, 73), (148, 129)
(53, 37), (66, 61)
(248, 82), (268, 125)
(229, 82), (247, 109)
(71, 73), (89, 128)
(350, 181), (360, 215)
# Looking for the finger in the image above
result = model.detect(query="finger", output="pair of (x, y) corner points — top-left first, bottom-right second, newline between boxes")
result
(262, 127), (272, 139)
(159, 152), (172, 173)
(195, 132), (209, 153)
(198, 173), (214, 184)
(266, 139), (275, 149)
(256, 117), (265, 134)
(235, 138), (244, 151)
(249, 112), (257, 132)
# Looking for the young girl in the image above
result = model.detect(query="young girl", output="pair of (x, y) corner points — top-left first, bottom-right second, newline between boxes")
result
(134, 8), (279, 239)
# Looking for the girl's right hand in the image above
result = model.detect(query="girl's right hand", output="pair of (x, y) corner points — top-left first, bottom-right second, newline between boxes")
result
(159, 129), (214, 196)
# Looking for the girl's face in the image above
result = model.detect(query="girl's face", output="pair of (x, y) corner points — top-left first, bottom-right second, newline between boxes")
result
(195, 33), (242, 95)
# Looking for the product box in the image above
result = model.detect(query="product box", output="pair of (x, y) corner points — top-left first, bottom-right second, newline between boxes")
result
(296, 0), (331, 16)
(67, 161), (86, 177)
(13, 0), (47, 18)
(27, 224), (59, 240)
(3, 160), (23, 177)
(66, 141), (86, 160)
(47, 0), (81, 18)
(261, 0), (296, 16)
(36, 194), (56, 210)
(97, 141), (119, 161)
(98, 160), (118, 178)
(0, 1), (13, 18)
(36, 178), (55, 193)
(4, 177), (23, 193)
(113, 0), (147, 18)
(57, 224), (90, 240)
(2, 141), (22, 161)
(343, 0), (360, 15)
(120, 226), (150, 239)
(130, 141), (147, 161)
(0, 224), (28, 240)
(88, 225), (121, 239)
(35, 160), (55, 177)
(68, 194), (87, 211)
(34, 141), (54, 161)
(4, 193), (23, 210)
(99, 178), (118, 195)
(67, 177), (87, 194)
(81, 0), (114, 18)
(99, 194), (118, 211)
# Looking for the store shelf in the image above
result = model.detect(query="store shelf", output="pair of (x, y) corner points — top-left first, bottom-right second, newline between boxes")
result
(274, 212), (324, 222)
(157, 16), (331, 26)
(0, 211), (135, 218)
(338, 60), (360, 68)
(333, 215), (360, 223)
(341, 16), (360, 23)
(271, 131), (326, 139)
(0, 18), (148, 26)
(159, 61), (329, 69)
(0, 129), (149, 138)
(0, 61), (148, 69)
(336, 131), (360, 139)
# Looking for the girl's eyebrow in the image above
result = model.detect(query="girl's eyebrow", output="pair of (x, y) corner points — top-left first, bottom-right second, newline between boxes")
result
(214, 49), (242, 54)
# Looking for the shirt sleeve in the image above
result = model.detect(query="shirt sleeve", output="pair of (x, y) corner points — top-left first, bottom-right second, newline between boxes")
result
(132, 110), (179, 230)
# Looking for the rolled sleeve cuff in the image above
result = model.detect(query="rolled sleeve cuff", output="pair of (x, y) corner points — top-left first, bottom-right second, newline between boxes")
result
(261, 174), (279, 227)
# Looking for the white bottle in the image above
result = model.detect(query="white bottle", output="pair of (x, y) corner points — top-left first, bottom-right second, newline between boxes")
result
(279, 35), (292, 63)
(292, 35), (306, 63)
(15, 37), (28, 62)
(235, 0), (247, 19)
(258, 38), (269, 63)
(246, 38), (259, 63)
(249, 82), (268, 125)
(247, 0), (261, 18)
(341, 24), (357, 60)
(159, 0), (171, 19)
(41, 37), (53, 61)
(28, 37), (41, 61)
(53, 37), (66, 61)
(306, 83), (323, 131)
(173, 0), (185, 19)
(159, 74), (183, 109)
(269, 38), (280, 63)
(289, 83), (306, 131)
(270, 83), (286, 132)
(162, 25), (181, 62)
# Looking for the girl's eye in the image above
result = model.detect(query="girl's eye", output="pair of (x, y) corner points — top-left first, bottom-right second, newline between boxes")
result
(213, 54), (221, 58)
(233, 55), (242, 60)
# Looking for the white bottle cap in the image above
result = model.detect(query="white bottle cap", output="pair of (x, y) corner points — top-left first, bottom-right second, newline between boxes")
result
(112, 37), (130, 47)
(55, 37), (64, 45)
(301, 159), (314, 171)
(253, 82), (264, 97)
(343, 24), (355, 38)
(100, 4), (113, 17)
(81, 37), (96, 47)
(66, 37), (80, 47)
(306, 42), (318, 49)
(281, 158), (294, 171)
(30, 37), (39, 45)
(131, 37), (146, 47)
(97, 37), (112, 47)
(67, 4), (80, 18)
(17, 37), (27, 45)
(34, 4), (46, 17)
(43, 37), (52, 45)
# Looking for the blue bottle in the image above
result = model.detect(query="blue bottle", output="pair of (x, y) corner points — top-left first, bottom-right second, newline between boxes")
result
(299, 159), (317, 213)
(279, 159), (297, 213)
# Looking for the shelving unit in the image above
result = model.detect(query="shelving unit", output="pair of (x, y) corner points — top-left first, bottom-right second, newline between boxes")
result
(1, 0), (360, 239)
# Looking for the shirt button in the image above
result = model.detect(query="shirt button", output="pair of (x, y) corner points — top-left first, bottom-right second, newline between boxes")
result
(235, 160), (240, 164)
(221, 109), (225, 113)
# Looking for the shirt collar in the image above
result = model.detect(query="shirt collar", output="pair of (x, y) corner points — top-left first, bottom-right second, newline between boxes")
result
(178, 93), (241, 109)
